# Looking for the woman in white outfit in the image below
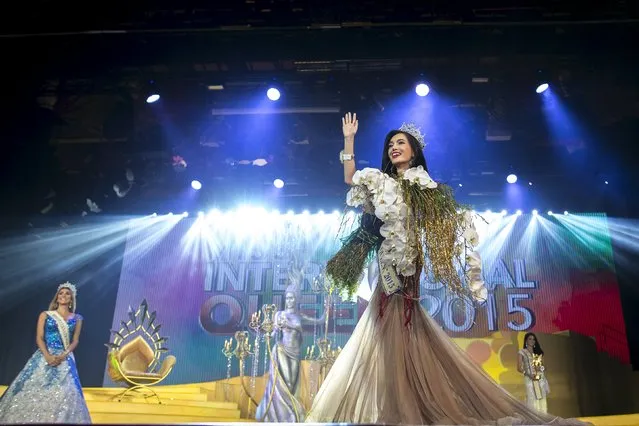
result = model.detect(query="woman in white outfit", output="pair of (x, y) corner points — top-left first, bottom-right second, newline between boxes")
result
(518, 332), (551, 413)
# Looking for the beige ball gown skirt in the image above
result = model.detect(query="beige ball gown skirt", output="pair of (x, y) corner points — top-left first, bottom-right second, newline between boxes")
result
(306, 268), (588, 425)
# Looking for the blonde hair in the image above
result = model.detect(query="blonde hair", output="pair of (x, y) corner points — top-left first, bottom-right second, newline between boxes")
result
(48, 285), (77, 312)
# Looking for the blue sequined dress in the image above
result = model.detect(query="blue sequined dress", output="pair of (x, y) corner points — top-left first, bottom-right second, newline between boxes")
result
(0, 311), (91, 423)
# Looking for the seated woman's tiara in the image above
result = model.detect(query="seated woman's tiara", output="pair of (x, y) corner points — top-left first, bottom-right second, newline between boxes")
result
(398, 123), (426, 149)
(58, 281), (77, 297)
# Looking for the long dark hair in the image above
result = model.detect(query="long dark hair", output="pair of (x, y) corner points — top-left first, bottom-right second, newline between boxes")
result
(523, 332), (544, 356)
(380, 130), (428, 175)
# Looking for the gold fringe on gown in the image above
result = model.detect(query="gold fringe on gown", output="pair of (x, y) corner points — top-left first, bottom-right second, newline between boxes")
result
(306, 272), (588, 425)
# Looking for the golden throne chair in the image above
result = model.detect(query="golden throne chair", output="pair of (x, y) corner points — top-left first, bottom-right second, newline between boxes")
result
(106, 299), (176, 403)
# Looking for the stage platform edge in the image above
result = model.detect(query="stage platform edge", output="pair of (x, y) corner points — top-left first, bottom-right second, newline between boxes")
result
(2, 384), (639, 425)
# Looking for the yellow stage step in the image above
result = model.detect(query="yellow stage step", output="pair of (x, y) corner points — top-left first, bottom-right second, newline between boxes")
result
(84, 385), (203, 394)
(88, 398), (238, 410)
(84, 390), (209, 402)
(90, 413), (249, 424)
(85, 393), (210, 404)
(87, 400), (240, 418)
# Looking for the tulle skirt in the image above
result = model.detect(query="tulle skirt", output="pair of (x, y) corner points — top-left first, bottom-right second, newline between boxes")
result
(306, 283), (588, 425)
(0, 351), (91, 424)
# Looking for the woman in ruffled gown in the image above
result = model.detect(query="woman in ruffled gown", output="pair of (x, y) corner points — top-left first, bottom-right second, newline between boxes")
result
(0, 282), (91, 424)
(306, 113), (588, 425)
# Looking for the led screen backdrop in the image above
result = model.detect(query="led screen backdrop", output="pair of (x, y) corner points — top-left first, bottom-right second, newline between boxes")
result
(104, 211), (628, 385)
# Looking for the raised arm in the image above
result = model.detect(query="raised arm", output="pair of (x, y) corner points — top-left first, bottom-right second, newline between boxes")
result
(341, 112), (358, 185)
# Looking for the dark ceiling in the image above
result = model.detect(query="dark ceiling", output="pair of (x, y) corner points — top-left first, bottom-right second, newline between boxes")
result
(1, 0), (636, 35)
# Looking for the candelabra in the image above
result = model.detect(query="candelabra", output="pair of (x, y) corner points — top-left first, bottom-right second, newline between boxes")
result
(307, 272), (341, 380)
(248, 304), (277, 395)
(222, 338), (234, 379)
(249, 306), (278, 370)
(221, 338), (235, 401)
(233, 331), (253, 369)
(221, 331), (254, 411)
(221, 305), (281, 415)
(312, 272), (336, 341)
(221, 332), (254, 379)
(306, 337), (341, 376)
(249, 304), (278, 337)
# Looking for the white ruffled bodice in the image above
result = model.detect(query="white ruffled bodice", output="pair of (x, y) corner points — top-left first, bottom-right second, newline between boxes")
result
(346, 166), (487, 302)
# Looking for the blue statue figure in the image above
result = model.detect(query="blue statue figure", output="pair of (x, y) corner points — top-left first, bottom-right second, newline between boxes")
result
(256, 277), (328, 422)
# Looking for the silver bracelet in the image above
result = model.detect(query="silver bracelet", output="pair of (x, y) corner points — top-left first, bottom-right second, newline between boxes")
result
(339, 150), (355, 164)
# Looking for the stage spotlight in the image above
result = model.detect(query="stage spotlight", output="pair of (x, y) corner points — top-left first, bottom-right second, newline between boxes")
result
(500, 209), (507, 216)
(458, 183), (463, 187)
(507, 174), (518, 184)
(267, 88), (281, 101)
(536, 83), (549, 94)
(191, 180), (202, 190)
(151, 213), (157, 217)
(415, 83), (430, 97)
(273, 178), (284, 188)
(146, 94), (160, 103)
(168, 212), (174, 216)
(516, 210), (523, 216)
(532, 209), (538, 216)
(604, 180), (609, 185)
(182, 212), (189, 217)
(198, 211), (204, 217)
(564, 211), (569, 215)
(528, 182), (533, 186)
(548, 211), (554, 216)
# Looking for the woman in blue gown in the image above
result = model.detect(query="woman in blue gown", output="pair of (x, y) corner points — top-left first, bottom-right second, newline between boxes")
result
(0, 282), (91, 423)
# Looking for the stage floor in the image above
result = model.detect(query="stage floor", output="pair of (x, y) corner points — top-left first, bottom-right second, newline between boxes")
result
(105, 417), (639, 425)
(2, 385), (639, 425)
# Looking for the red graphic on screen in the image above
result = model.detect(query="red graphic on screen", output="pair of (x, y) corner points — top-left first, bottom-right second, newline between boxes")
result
(552, 270), (629, 363)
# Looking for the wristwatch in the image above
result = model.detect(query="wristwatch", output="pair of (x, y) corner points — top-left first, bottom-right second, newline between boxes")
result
(339, 150), (355, 164)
